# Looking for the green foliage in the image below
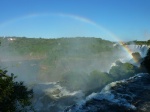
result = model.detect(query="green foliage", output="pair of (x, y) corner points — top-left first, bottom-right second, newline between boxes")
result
(60, 70), (113, 92)
(89, 70), (112, 86)
(125, 39), (150, 45)
(141, 48), (150, 73)
(109, 61), (139, 80)
(0, 37), (121, 81)
(0, 70), (34, 112)
(0, 37), (116, 58)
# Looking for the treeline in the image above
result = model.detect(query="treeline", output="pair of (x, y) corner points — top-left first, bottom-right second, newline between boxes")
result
(0, 36), (115, 55)
(125, 40), (150, 45)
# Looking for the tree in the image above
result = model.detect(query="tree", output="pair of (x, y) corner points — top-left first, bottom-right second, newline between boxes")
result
(0, 69), (34, 112)
(141, 48), (150, 73)
(109, 61), (138, 80)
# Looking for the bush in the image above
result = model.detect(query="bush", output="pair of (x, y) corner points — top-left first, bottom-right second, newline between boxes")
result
(109, 61), (138, 80)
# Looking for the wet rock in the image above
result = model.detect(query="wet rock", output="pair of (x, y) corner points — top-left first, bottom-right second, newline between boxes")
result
(65, 73), (150, 112)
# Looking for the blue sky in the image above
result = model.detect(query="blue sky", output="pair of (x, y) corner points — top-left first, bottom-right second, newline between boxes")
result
(0, 0), (150, 41)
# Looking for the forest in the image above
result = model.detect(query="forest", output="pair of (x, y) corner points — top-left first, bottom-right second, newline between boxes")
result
(0, 37), (120, 82)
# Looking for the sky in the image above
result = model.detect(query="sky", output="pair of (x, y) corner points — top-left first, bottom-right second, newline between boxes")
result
(0, 0), (150, 41)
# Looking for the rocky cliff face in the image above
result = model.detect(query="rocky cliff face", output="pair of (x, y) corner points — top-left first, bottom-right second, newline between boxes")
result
(65, 73), (150, 112)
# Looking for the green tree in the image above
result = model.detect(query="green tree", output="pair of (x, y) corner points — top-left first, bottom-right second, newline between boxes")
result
(141, 48), (150, 73)
(0, 70), (34, 112)
(109, 61), (138, 80)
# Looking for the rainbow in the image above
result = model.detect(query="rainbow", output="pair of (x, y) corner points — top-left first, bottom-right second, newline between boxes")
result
(0, 12), (136, 62)
(119, 42), (138, 62)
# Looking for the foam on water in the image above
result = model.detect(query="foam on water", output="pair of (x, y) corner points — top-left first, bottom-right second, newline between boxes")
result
(32, 81), (84, 111)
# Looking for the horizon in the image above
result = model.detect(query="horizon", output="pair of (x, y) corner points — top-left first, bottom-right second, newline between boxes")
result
(0, 36), (149, 43)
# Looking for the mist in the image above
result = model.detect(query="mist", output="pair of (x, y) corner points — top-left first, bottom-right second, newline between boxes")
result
(0, 37), (149, 111)
(0, 37), (120, 82)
